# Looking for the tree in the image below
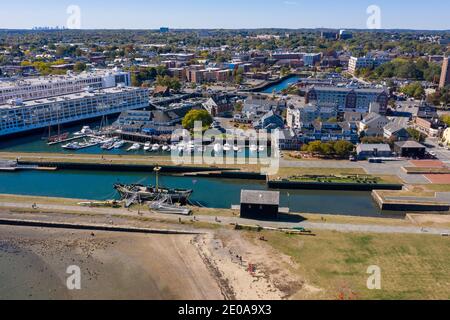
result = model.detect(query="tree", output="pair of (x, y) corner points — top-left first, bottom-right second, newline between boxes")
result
(73, 62), (86, 73)
(333, 141), (355, 158)
(407, 128), (426, 143)
(182, 109), (213, 130)
(441, 114), (450, 127)
(156, 75), (181, 91)
(401, 82), (425, 99)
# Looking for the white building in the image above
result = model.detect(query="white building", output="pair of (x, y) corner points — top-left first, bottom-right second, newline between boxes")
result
(358, 113), (390, 137)
(287, 103), (338, 128)
(0, 69), (131, 105)
(0, 86), (149, 137)
(348, 55), (391, 75)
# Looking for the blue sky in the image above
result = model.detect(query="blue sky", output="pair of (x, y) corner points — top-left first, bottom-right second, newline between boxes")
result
(0, 0), (449, 30)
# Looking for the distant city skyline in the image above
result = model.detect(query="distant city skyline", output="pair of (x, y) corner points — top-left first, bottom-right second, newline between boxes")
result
(0, 0), (449, 30)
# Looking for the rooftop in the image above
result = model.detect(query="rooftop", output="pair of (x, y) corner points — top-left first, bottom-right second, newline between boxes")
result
(357, 144), (392, 152)
(0, 69), (128, 89)
(395, 140), (426, 149)
(0, 86), (146, 110)
(241, 190), (280, 206)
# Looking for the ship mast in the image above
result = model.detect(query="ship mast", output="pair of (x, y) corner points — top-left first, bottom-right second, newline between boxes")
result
(154, 166), (162, 192)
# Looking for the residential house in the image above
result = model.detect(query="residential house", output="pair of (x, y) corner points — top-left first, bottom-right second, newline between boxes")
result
(278, 128), (303, 150)
(383, 123), (411, 141)
(358, 113), (390, 137)
(287, 103), (338, 128)
(253, 111), (285, 131)
(203, 96), (234, 117)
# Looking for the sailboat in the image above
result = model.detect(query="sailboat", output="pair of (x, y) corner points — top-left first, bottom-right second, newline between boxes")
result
(114, 167), (193, 206)
(47, 109), (69, 144)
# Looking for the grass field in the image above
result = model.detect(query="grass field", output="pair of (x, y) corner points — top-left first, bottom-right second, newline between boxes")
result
(245, 230), (450, 300)
(271, 167), (401, 184)
(272, 167), (367, 178)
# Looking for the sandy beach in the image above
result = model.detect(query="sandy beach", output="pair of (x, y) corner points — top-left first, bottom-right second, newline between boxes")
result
(0, 225), (223, 300)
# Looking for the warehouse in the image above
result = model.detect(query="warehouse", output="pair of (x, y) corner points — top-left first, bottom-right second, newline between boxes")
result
(394, 141), (426, 159)
(240, 190), (280, 220)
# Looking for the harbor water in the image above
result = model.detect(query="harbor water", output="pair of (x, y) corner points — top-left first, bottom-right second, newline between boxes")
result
(0, 169), (393, 217)
(261, 76), (301, 93)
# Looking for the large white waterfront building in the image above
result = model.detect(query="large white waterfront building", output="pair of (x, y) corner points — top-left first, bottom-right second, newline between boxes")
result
(0, 86), (149, 137)
(0, 69), (131, 105)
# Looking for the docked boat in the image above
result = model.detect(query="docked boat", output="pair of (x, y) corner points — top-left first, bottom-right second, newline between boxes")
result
(48, 132), (69, 144)
(127, 143), (141, 151)
(113, 140), (125, 149)
(114, 184), (193, 204)
(143, 142), (151, 152)
(62, 142), (82, 150)
(115, 166), (193, 206)
(259, 146), (266, 152)
(74, 126), (93, 136)
(233, 145), (240, 152)
(162, 145), (170, 152)
(250, 144), (258, 152)
(152, 144), (160, 151)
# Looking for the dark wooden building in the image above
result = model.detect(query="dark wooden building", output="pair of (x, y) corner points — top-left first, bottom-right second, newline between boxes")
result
(394, 141), (426, 159)
(240, 190), (280, 220)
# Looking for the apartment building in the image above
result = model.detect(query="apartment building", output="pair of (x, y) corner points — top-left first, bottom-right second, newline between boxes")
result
(287, 103), (338, 128)
(348, 55), (391, 75)
(439, 57), (450, 89)
(305, 86), (389, 114)
(303, 53), (322, 67)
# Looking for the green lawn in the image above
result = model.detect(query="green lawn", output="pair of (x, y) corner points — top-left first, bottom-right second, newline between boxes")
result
(245, 230), (450, 300)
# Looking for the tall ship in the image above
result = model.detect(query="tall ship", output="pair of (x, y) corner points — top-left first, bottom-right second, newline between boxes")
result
(114, 167), (193, 205)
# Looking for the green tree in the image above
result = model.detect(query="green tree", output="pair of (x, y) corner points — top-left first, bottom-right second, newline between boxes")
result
(73, 62), (86, 73)
(401, 82), (425, 99)
(333, 141), (355, 158)
(407, 128), (426, 143)
(182, 109), (213, 130)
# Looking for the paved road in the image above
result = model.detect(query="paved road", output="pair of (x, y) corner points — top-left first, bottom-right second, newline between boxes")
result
(425, 138), (450, 163)
(1, 201), (449, 236)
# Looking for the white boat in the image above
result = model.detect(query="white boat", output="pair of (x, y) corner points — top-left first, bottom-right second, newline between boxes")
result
(74, 126), (93, 136)
(250, 144), (258, 152)
(144, 142), (151, 152)
(233, 145), (240, 152)
(152, 144), (160, 151)
(162, 145), (169, 152)
(62, 142), (81, 150)
(127, 143), (141, 152)
(113, 140), (125, 149)
(258, 146), (266, 152)
(223, 143), (232, 152)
